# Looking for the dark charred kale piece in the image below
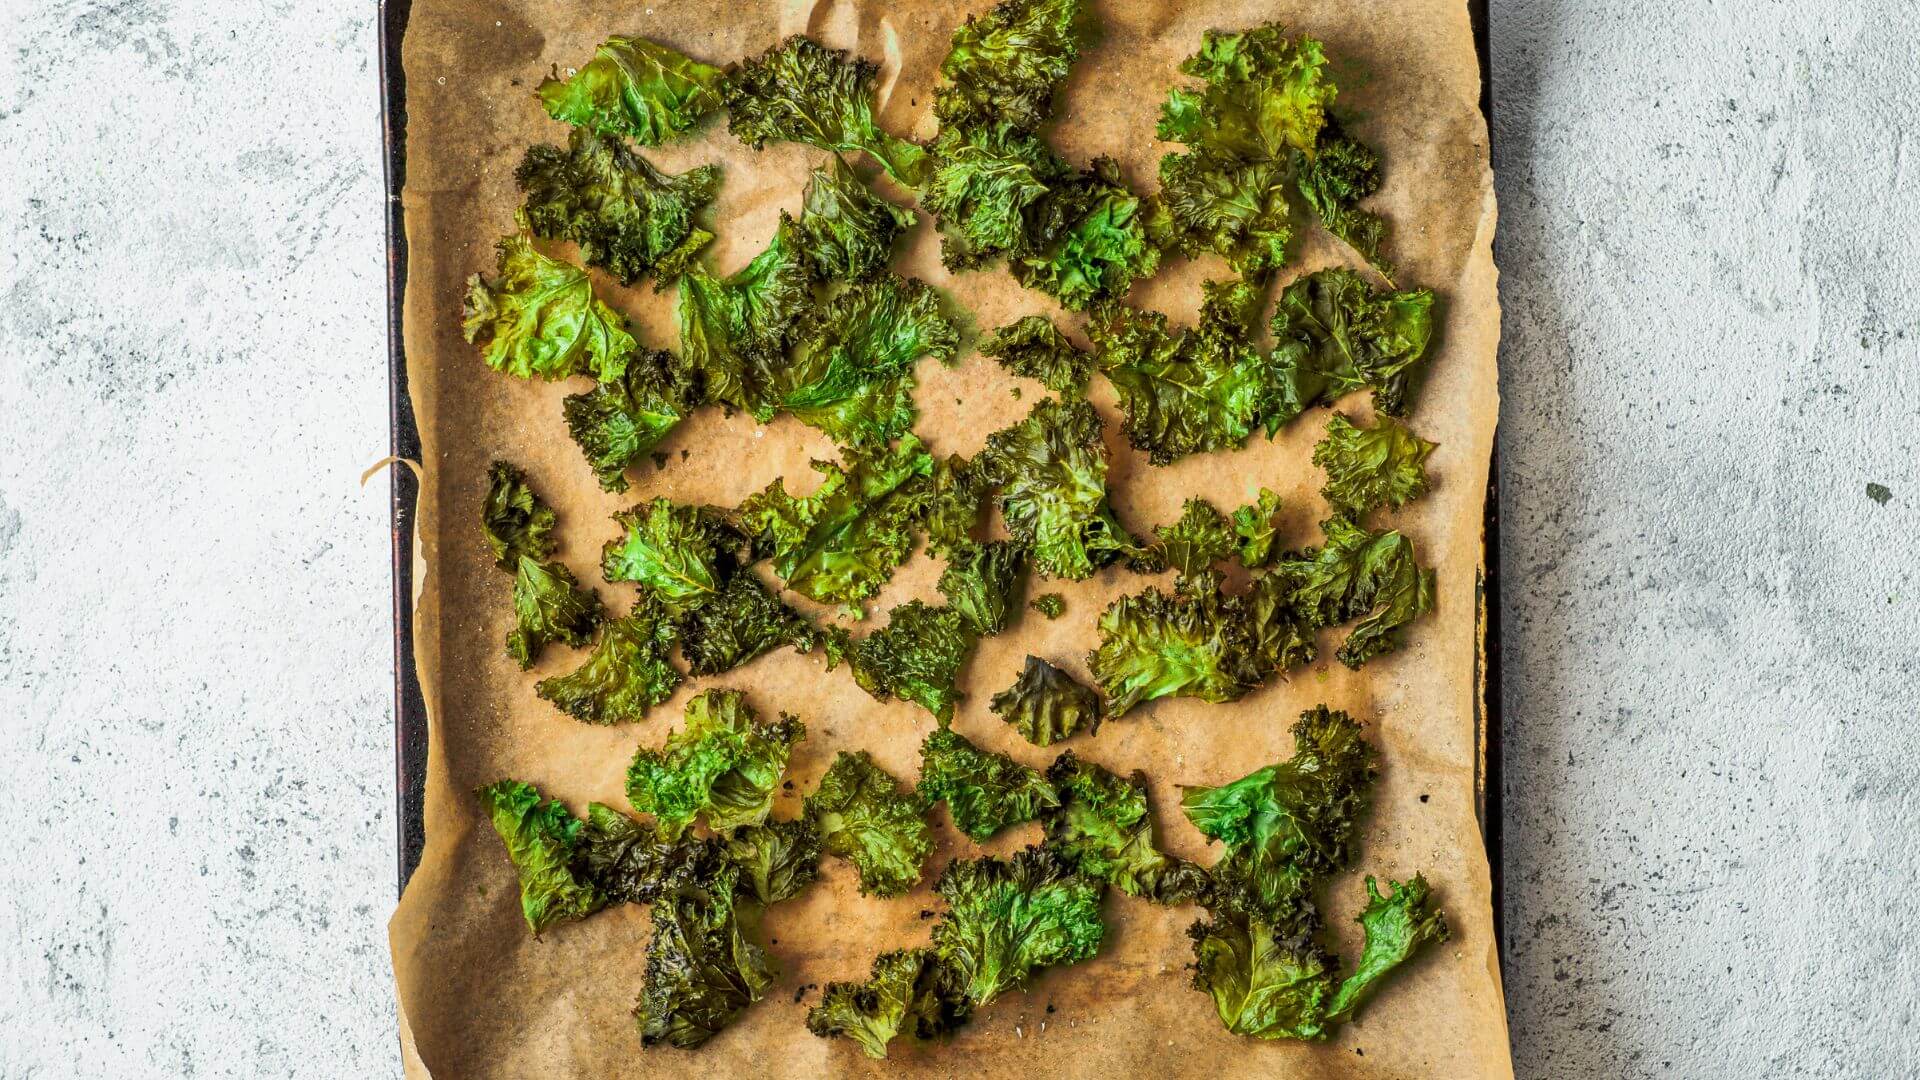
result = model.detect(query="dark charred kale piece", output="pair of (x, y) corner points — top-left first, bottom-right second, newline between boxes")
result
(724, 36), (929, 188)
(538, 36), (726, 146)
(979, 397), (1159, 581)
(517, 128), (719, 287)
(1028, 593), (1065, 619)
(916, 728), (1058, 842)
(1313, 413), (1437, 518)
(535, 600), (682, 724)
(634, 865), (775, 1048)
(929, 846), (1105, 1007)
(932, 0), (1083, 131)
(979, 314), (1092, 397)
(1273, 516), (1436, 668)
(674, 572), (820, 677)
(624, 688), (806, 839)
(562, 347), (703, 493)
(483, 462), (601, 669)
(1089, 279), (1271, 464)
(476, 779), (606, 934)
(797, 156), (916, 282)
(738, 436), (934, 608)
(836, 600), (977, 723)
(1269, 267), (1437, 423)
(936, 539), (1028, 636)
(464, 231), (638, 383)
(723, 816), (822, 905)
(805, 750), (935, 898)
(990, 656), (1100, 746)
(1152, 497), (1238, 590)
(575, 801), (728, 906)
(1041, 752), (1206, 903)
(1231, 488), (1285, 569)
(806, 947), (972, 1059)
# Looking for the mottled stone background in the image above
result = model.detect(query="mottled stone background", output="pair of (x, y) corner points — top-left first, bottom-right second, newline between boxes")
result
(0, 1), (1912, 1077)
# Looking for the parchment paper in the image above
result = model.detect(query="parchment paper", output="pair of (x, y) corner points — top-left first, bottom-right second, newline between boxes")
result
(389, 2), (1508, 1076)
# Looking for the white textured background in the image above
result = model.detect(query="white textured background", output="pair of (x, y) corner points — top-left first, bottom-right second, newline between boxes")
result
(0, 2), (1912, 1077)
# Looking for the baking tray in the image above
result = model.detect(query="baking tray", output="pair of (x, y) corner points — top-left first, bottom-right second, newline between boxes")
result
(380, 0), (1502, 956)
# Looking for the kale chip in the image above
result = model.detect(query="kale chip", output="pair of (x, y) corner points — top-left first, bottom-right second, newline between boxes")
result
(634, 866), (774, 1048)
(738, 436), (933, 607)
(990, 656), (1100, 746)
(979, 397), (1158, 581)
(600, 498), (746, 616)
(1230, 488), (1285, 569)
(476, 779), (605, 934)
(763, 276), (957, 448)
(932, 0), (1083, 131)
(936, 539), (1028, 637)
(723, 816), (823, 905)
(724, 36), (929, 188)
(837, 601), (977, 723)
(796, 156), (916, 281)
(930, 846), (1105, 1007)
(624, 688), (806, 839)
(1090, 279), (1270, 464)
(1313, 413), (1437, 518)
(538, 36), (726, 146)
(978, 314), (1092, 396)
(574, 802), (727, 906)
(1269, 267), (1436, 422)
(806, 947), (972, 1059)
(1152, 497), (1238, 589)
(481, 460), (557, 569)
(675, 214), (816, 412)
(561, 347), (702, 493)
(507, 556), (603, 670)
(1028, 593), (1065, 619)
(517, 128), (719, 287)
(535, 601), (682, 724)
(1273, 515), (1436, 668)
(1087, 580), (1260, 717)
(916, 728), (1059, 842)
(674, 572), (820, 677)
(805, 750), (935, 898)
(463, 232), (637, 383)
(1041, 752), (1206, 903)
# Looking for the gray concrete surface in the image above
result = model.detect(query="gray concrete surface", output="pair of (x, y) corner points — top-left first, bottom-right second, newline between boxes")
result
(0, 1), (1912, 1077)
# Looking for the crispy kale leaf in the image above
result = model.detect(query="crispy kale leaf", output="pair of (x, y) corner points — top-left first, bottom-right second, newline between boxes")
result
(1152, 150), (1294, 279)
(517, 129), (718, 287)
(937, 540), (1028, 636)
(1187, 905), (1336, 1039)
(634, 867), (774, 1048)
(1005, 157), (1158, 312)
(574, 801), (726, 905)
(979, 397), (1157, 581)
(601, 498), (744, 615)
(764, 277), (957, 447)
(990, 656), (1099, 746)
(507, 555), (603, 669)
(1296, 120), (1389, 269)
(482, 460), (557, 569)
(917, 728), (1058, 842)
(1322, 875), (1450, 1022)
(1041, 752), (1205, 903)
(675, 214), (816, 411)
(979, 315), (1091, 396)
(1231, 488), (1285, 569)
(1029, 593), (1065, 619)
(1153, 497), (1237, 588)
(723, 817), (822, 905)
(838, 601), (976, 723)
(1313, 413), (1436, 517)
(477, 780), (605, 934)
(738, 436), (933, 607)
(1089, 279), (1270, 464)
(724, 36), (928, 188)
(797, 156), (916, 281)
(625, 688), (806, 838)
(1159, 25), (1331, 166)
(933, 0), (1082, 131)
(1244, 568), (1318, 676)
(538, 36), (725, 146)
(930, 847), (1104, 1007)
(562, 348), (701, 493)
(463, 232), (636, 382)
(806, 947), (971, 1059)
(1087, 581), (1259, 717)
(1269, 268), (1436, 422)
(1275, 516), (1435, 667)
(805, 750), (934, 898)
(675, 572), (820, 677)
(536, 601), (681, 724)
(920, 454), (988, 557)
(922, 121), (1063, 268)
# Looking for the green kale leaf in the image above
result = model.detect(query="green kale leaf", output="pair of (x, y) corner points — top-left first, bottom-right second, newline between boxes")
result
(1158, 25), (1332, 164)
(1296, 120), (1389, 270)
(1187, 906), (1336, 1040)
(600, 498), (745, 616)
(937, 539), (1028, 636)
(1152, 150), (1294, 278)
(535, 601), (682, 724)
(1322, 874), (1450, 1022)
(805, 750), (935, 898)
(506, 555), (603, 669)
(675, 214), (816, 412)
(625, 688), (806, 838)
(574, 802), (726, 905)
(1269, 268), (1436, 423)
(930, 846), (1104, 1007)
(481, 460), (557, 569)
(1087, 582), (1259, 717)
(463, 232), (637, 383)
(796, 156), (916, 281)
(979, 397), (1157, 581)
(562, 347), (702, 493)
(806, 947), (972, 1059)
(1028, 593), (1065, 619)
(1313, 413), (1436, 517)
(1006, 158), (1158, 312)
(476, 779), (605, 934)
(1244, 568), (1318, 677)
(979, 314), (1091, 396)
(933, 0), (1083, 131)
(763, 276), (957, 447)
(738, 436), (933, 607)
(1152, 497), (1237, 589)
(920, 453), (988, 557)
(723, 817), (823, 905)
(990, 655), (1099, 746)
(916, 728), (1058, 842)
(1274, 515), (1435, 667)
(634, 866), (774, 1048)
(1230, 488), (1285, 569)
(1089, 279), (1270, 464)
(922, 121), (1064, 268)
(538, 36), (726, 146)
(517, 128), (718, 287)
(838, 601), (977, 722)
(724, 36), (929, 188)
(674, 572), (820, 677)
(1041, 752), (1206, 903)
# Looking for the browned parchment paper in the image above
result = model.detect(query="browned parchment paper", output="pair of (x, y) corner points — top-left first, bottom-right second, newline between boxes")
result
(389, 1), (1507, 1075)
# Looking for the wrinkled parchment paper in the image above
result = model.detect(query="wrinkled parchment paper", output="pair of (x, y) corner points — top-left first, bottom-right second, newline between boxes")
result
(390, 1), (1508, 1075)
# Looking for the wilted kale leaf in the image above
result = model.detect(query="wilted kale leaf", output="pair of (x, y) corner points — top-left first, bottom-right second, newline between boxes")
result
(536, 601), (682, 724)
(797, 156), (916, 282)
(937, 539), (1028, 636)
(464, 232), (637, 383)
(917, 728), (1058, 842)
(634, 866), (775, 1048)
(979, 314), (1092, 396)
(477, 779), (605, 934)
(930, 846), (1105, 1007)
(518, 128), (719, 287)
(538, 36), (726, 146)
(805, 750), (934, 898)
(738, 436), (933, 607)
(979, 397), (1157, 580)
(723, 816), (822, 905)
(725, 36), (929, 188)
(562, 347), (702, 493)
(838, 600), (976, 723)
(1041, 752), (1205, 903)
(1313, 413), (1436, 517)
(1321, 874), (1450, 1023)
(1090, 279), (1270, 464)
(990, 655), (1100, 746)
(1269, 268), (1436, 422)
(1273, 515), (1435, 667)
(625, 688), (806, 838)
(806, 947), (972, 1059)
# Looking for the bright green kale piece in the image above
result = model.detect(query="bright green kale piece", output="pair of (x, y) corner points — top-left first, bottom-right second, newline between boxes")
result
(633, 865), (774, 1049)
(978, 315), (1091, 396)
(1029, 593), (1065, 619)
(600, 498), (744, 616)
(929, 846), (1105, 1007)
(1007, 157), (1159, 312)
(537, 36), (726, 146)
(1313, 413), (1436, 517)
(922, 121), (1064, 268)
(805, 750), (935, 898)
(1089, 279), (1270, 465)
(1159, 25), (1332, 165)
(517, 128), (719, 287)
(796, 156), (916, 282)
(724, 36), (929, 188)
(723, 816), (822, 905)
(1187, 904), (1337, 1040)
(624, 688), (806, 839)
(1152, 150), (1294, 279)
(675, 213), (816, 412)
(1244, 568), (1318, 677)
(839, 601), (977, 723)
(1296, 120), (1389, 270)
(920, 454), (988, 557)
(535, 601), (682, 724)
(1274, 515), (1435, 667)
(574, 802), (727, 905)
(979, 397), (1158, 581)
(1268, 268), (1436, 423)
(674, 572), (820, 677)
(506, 555), (603, 669)
(916, 728), (1058, 842)
(1322, 874), (1450, 1022)
(933, 0), (1083, 131)
(482, 460), (557, 569)
(936, 540), (1028, 636)
(1041, 752), (1206, 903)
(463, 232), (637, 383)
(476, 779), (605, 934)
(990, 656), (1099, 746)
(1153, 497), (1238, 589)
(763, 276), (958, 447)
(1230, 488), (1285, 569)
(738, 436), (933, 607)
(806, 947), (972, 1059)
(1086, 580), (1260, 718)
(562, 348), (702, 493)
